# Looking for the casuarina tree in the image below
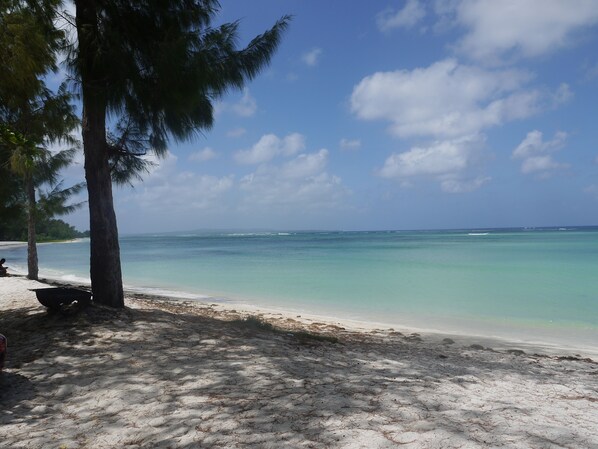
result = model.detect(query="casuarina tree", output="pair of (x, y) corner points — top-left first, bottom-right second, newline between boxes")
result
(1, 1), (80, 279)
(66, 1), (289, 307)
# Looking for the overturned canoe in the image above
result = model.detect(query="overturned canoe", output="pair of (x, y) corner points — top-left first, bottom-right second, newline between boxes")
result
(31, 287), (92, 309)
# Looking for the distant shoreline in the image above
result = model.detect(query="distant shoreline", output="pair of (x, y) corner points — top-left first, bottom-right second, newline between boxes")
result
(0, 241), (26, 249)
(0, 238), (86, 250)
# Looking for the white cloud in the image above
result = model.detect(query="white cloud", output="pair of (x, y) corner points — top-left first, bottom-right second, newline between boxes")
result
(286, 72), (299, 82)
(377, 0), (426, 32)
(512, 130), (569, 176)
(553, 83), (573, 106)
(584, 61), (598, 80)
(379, 134), (481, 178)
(280, 149), (328, 179)
(231, 89), (257, 117)
(188, 147), (218, 162)
(214, 90), (258, 118)
(440, 175), (491, 193)
(378, 135), (489, 192)
(234, 133), (306, 165)
(120, 152), (234, 211)
(442, 0), (598, 63)
(512, 130), (566, 159)
(520, 156), (567, 175)
(339, 138), (362, 151)
(350, 59), (547, 138)
(227, 127), (247, 138)
(239, 149), (348, 210)
(585, 184), (598, 198)
(302, 48), (323, 67)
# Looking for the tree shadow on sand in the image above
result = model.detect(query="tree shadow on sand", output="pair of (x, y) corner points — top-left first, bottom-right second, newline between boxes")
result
(1, 301), (597, 448)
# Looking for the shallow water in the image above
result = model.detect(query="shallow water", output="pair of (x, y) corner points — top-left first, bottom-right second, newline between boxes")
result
(4, 227), (598, 348)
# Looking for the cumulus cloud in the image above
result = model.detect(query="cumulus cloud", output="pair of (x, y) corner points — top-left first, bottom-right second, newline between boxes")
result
(512, 130), (566, 159)
(512, 130), (569, 176)
(188, 147), (218, 162)
(378, 135), (489, 192)
(120, 152), (234, 211)
(379, 134), (483, 177)
(440, 0), (598, 63)
(519, 156), (567, 175)
(239, 149), (348, 210)
(584, 61), (598, 80)
(234, 133), (306, 165)
(440, 175), (491, 193)
(227, 127), (247, 138)
(280, 149), (328, 179)
(115, 143), (349, 227)
(231, 89), (257, 117)
(339, 138), (361, 151)
(552, 83), (573, 106)
(380, 138), (472, 178)
(302, 48), (323, 67)
(377, 0), (426, 32)
(585, 184), (598, 198)
(212, 89), (257, 118)
(350, 59), (549, 138)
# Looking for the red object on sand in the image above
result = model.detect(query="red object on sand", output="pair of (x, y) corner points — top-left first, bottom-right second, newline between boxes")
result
(0, 334), (6, 372)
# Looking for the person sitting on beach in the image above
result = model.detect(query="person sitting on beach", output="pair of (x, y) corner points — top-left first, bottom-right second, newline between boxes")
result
(0, 258), (8, 277)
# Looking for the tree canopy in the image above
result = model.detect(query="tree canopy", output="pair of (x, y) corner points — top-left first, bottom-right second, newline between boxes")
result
(1, 1), (84, 277)
(66, 0), (290, 307)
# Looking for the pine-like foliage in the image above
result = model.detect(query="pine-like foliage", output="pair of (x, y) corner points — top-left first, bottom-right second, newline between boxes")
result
(65, 0), (290, 307)
(67, 0), (290, 160)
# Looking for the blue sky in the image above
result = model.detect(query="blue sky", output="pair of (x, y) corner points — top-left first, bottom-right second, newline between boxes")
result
(57, 0), (598, 233)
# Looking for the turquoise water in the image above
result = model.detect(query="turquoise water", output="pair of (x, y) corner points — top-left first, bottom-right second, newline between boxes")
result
(4, 228), (598, 347)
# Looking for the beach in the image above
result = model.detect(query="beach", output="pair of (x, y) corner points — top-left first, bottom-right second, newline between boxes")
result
(3, 229), (598, 351)
(1, 276), (597, 449)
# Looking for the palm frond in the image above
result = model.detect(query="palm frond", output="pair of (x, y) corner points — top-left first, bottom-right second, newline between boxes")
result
(37, 180), (86, 217)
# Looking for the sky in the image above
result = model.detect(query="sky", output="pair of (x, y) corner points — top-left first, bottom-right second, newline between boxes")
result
(54, 0), (598, 233)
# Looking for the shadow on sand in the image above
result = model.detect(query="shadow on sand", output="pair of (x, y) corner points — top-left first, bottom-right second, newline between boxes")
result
(1, 300), (597, 448)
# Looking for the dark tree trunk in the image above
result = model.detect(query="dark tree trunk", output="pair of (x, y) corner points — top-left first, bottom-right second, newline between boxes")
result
(77, 0), (124, 308)
(26, 177), (38, 280)
(81, 101), (124, 308)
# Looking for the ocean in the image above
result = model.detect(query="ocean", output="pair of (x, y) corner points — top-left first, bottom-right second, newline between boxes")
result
(3, 227), (598, 349)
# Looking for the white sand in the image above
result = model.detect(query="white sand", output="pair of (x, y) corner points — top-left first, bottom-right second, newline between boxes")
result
(1, 276), (597, 449)
(0, 241), (26, 249)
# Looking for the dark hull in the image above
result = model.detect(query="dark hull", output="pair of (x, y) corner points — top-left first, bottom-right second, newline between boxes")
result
(31, 288), (92, 309)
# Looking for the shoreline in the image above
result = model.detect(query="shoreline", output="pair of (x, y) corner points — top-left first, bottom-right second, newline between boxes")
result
(4, 267), (596, 359)
(4, 237), (598, 357)
(39, 275), (598, 359)
(1, 276), (597, 448)
(2, 270), (595, 362)
(0, 241), (26, 249)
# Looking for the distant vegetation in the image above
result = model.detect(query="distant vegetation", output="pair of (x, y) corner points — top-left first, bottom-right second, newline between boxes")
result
(0, 215), (88, 242)
(2, 2), (289, 296)
(37, 219), (89, 242)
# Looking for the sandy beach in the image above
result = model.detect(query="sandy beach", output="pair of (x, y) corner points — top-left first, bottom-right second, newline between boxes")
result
(1, 276), (597, 449)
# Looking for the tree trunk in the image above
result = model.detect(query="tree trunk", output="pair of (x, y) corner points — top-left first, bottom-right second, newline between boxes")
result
(26, 176), (38, 280)
(77, 0), (124, 308)
(81, 102), (124, 308)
